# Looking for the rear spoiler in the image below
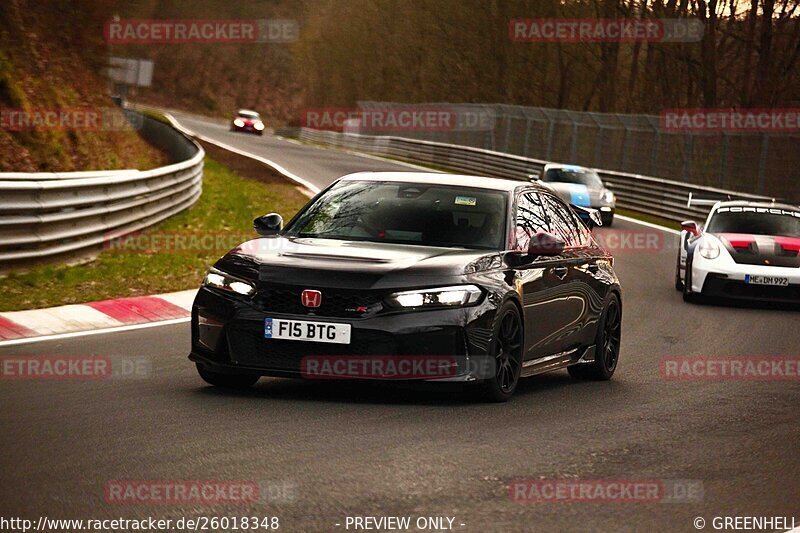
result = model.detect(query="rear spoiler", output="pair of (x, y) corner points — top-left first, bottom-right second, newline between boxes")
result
(570, 204), (603, 229)
(686, 192), (721, 207)
(687, 192), (779, 208)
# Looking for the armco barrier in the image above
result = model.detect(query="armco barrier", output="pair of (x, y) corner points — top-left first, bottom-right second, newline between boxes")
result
(276, 127), (781, 222)
(0, 110), (204, 270)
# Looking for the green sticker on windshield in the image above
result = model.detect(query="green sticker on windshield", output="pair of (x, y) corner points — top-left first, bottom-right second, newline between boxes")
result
(455, 196), (477, 206)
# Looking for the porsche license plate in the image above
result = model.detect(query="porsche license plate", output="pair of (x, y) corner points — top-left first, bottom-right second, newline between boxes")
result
(745, 275), (788, 286)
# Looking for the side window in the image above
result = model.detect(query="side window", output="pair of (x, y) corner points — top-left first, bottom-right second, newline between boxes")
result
(541, 194), (585, 248)
(514, 192), (550, 251)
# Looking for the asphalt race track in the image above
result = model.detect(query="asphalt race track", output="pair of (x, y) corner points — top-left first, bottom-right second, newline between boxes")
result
(1, 112), (798, 532)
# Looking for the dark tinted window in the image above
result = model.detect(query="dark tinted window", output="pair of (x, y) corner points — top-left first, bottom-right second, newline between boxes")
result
(286, 180), (507, 250)
(541, 194), (588, 247)
(543, 167), (603, 188)
(514, 192), (550, 251)
(706, 207), (800, 237)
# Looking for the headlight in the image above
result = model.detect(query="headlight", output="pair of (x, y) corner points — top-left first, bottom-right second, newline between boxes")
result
(233, 118), (245, 127)
(254, 121), (265, 131)
(698, 239), (720, 260)
(203, 267), (255, 296)
(385, 285), (482, 309)
(602, 189), (615, 203)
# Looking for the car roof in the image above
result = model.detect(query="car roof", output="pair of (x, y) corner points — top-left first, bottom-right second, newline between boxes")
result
(237, 109), (259, 115)
(712, 200), (799, 211)
(337, 171), (537, 193)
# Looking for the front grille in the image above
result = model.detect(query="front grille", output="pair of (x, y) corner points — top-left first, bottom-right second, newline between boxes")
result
(227, 323), (398, 372)
(254, 284), (384, 318)
(704, 276), (800, 301)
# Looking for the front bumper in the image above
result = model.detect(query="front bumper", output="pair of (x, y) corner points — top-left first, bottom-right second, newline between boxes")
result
(691, 253), (800, 303)
(189, 287), (497, 382)
(231, 124), (263, 135)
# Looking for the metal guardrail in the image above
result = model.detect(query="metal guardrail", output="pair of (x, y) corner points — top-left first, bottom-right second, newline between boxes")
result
(277, 127), (780, 222)
(0, 110), (204, 269)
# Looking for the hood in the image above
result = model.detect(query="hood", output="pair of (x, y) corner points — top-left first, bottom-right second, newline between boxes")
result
(543, 182), (605, 207)
(214, 235), (501, 289)
(716, 233), (800, 268)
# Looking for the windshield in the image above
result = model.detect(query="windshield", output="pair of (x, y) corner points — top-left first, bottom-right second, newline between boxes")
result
(543, 168), (603, 188)
(706, 208), (800, 237)
(237, 111), (260, 119)
(285, 181), (507, 250)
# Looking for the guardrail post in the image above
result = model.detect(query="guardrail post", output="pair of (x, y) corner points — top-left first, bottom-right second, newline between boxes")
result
(757, 134), (769, 194)
(545, 120), (555, 160)
(683, 135), (693, 182)
(719, 133), (728, 188)
(570, 121), (579, 162)
(650, 130), (660, 177)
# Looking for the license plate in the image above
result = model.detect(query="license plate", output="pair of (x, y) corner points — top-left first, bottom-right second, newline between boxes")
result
(264, 318), (351, 344)
(745, 274), (789, 286)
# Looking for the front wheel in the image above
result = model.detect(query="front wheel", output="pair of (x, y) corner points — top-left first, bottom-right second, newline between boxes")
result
(196, 364), (260, 389)
(568, 293), (621, 381)
(478, 302), (523, 402)
(682, 255), (702, 303)
(675, 252), (684, 291)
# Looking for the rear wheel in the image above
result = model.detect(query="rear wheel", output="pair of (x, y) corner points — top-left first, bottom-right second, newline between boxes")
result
(196, 364), (260, 389)
(478, 303), (523, 402)
(568, 293), (621, 381)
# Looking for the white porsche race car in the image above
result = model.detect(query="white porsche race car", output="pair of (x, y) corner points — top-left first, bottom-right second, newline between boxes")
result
(676, 197), (800, 304)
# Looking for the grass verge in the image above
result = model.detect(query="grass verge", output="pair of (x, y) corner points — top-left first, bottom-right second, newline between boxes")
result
(0, 157), (309, 312)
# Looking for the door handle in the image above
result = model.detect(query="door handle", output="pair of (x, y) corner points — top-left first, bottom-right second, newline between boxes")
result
(552, 266), (569, 280)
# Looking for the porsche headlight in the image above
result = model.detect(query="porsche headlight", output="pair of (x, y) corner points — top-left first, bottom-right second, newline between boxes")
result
(203, 267), (255, 296)
(602, 189), (615, 203)
(698, 239), (720, 260)
(233, 118), (245, 127)
(254, 121), (265, 131)
(386, 285), (482, 309)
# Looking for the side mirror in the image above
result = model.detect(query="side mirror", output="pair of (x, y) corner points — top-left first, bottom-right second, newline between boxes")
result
(254, 213), (283, 236)
(681, 220), (700, 237)
(571, 205), (603, 231)
(528, 232), (565, 256)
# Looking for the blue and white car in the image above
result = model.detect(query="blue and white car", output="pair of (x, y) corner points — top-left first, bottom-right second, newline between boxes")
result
(677, 198), (800, 304)
(537, 164), (616, 226)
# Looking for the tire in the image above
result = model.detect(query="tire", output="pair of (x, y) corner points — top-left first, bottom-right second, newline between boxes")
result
(568, 293), (621, 381)
(682, 255), (701, 303)
(478, 302), (523, 402)
(674, 252), (684, 291)
(196, 363), (260, 389)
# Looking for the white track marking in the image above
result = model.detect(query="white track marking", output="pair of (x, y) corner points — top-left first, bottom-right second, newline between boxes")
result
(276, 136), (442, 172)
(616, 214), (680, 235)
(2, 305), (124, 336)
(161, 112), (322, 194)
(0, 317), (190, 347)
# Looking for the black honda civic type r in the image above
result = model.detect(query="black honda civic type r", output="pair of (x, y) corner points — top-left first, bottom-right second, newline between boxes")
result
(190, 172), (621, 401)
